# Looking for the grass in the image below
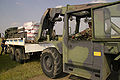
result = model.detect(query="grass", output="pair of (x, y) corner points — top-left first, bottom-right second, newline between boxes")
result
(0, 38), (43, 80)
(0, 60), (43, 80)
(0, 55), (20, 73)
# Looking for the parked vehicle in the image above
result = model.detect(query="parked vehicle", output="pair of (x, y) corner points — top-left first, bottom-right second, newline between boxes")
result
(5, 1), (120, 80)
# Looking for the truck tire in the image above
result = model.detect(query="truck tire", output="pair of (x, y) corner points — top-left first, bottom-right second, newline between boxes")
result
(41, 48), (62, 78)
(9, 47), (15, 60)
(15, 48), (23, 63)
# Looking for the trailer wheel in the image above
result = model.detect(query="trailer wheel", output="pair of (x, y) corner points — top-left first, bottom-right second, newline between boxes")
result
(9, 47), (15, 60)
(41, 48), (62, 78)
(15, 48), (23, 63)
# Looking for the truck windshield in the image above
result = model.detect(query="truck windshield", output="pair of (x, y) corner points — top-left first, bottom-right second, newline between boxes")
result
(93, 3), (120, 39)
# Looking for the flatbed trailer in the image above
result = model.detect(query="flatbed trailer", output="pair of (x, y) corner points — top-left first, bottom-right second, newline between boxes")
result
(5, 38), (55, 62)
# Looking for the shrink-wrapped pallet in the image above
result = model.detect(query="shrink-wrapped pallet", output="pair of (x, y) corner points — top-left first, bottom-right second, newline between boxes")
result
(31, 29), (38, 33)
(18, 22), (39, 41)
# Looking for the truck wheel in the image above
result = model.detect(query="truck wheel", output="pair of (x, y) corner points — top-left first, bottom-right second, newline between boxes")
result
(9, 47), (15, 60)
(41, 48), (62, 78)
(15, 48), (23, 63)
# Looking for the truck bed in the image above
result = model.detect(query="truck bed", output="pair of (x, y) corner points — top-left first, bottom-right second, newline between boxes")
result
(5, 38), (55, 53)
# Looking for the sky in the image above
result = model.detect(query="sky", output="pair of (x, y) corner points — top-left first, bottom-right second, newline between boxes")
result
(0, 0), (119, 35)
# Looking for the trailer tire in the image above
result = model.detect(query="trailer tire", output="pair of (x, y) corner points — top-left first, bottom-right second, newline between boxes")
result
(15, 48), (23, 63)
(41, 48), (62, 79)
(9, 47), (15, 60)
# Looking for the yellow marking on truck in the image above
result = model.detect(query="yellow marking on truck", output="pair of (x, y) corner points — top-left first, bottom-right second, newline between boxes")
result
(94, 52), (101, 56)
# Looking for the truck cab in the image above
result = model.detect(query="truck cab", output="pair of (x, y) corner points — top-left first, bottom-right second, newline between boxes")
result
(38, 2), (120, 80)
(5, 1), (120, 80)
(62, 2), (120, 80)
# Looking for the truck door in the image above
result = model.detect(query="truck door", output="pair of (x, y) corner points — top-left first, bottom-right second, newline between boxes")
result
(63, 12), (93, 79)
(63, 12), (93, 68)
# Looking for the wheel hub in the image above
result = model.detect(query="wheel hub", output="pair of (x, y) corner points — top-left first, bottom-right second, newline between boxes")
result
(46, 58), (52, 68)
(44, 55), (53, 72)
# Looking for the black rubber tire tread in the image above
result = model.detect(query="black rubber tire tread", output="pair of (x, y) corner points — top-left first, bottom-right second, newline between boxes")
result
(9, 47), (15, 60)
(41, 48), (62, 79)
(15, 48), (23, 63)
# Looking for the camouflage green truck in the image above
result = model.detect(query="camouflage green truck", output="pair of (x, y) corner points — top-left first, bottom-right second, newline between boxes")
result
(5, 1), (120, 80)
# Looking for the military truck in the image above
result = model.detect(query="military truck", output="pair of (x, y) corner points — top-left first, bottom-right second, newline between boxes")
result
(5, 1), (120, 80)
